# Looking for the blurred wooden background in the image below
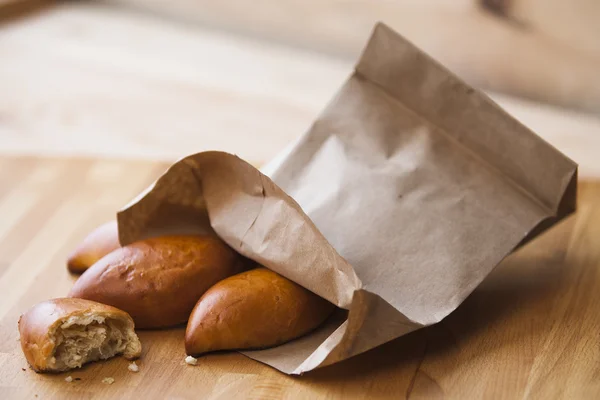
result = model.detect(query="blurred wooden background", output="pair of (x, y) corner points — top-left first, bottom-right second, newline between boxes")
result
(107, 0), (600, 113)
(1, 0), (599, 173)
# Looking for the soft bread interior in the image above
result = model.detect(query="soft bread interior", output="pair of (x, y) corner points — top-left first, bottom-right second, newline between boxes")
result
(49, 314), (141, 371)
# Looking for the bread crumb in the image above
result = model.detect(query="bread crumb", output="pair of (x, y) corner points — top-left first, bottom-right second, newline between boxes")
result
(65, 376), (73, 383)
(128, 361), (139, 372)
(184, 356), (198, 365)
(102, 377), (115, 385)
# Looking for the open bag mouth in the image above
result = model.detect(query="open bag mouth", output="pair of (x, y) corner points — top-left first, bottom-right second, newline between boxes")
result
(116, 23), (577, 375)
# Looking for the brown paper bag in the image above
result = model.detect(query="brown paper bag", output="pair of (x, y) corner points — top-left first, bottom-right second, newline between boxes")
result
(116, 23), (577, 374)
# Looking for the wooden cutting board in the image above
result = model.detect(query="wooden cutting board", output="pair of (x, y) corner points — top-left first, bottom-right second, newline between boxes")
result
(1, 155), (599, 399)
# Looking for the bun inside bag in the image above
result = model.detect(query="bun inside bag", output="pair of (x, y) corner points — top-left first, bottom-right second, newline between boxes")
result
(185, 268), (335, 356)
(69, 235), (246, 328)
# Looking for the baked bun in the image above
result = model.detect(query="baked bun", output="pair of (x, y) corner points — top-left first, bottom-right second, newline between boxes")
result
(68, 235), (245, 329)
(67, 221), (120, 273)
(18, 298), (141, 373)
(185, 268), (335, 355)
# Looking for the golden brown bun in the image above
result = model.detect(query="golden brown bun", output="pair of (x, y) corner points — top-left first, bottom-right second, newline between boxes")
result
(185, 268), (335, 355)
(18, 298), (141, 373)
(67, 221), (120, 273)
(68, 235), (245, 329)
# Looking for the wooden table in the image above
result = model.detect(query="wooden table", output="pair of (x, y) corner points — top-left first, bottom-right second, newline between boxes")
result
(1, 155), (599, 399)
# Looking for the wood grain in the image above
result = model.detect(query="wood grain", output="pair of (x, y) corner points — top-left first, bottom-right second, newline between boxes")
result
(0, 154), (599, 399)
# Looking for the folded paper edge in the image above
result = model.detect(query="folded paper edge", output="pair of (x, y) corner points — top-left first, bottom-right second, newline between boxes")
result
(355, 22), (578, 217)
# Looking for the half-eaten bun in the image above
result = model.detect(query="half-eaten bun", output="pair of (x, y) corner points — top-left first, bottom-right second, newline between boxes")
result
(18, 298), (141, 373)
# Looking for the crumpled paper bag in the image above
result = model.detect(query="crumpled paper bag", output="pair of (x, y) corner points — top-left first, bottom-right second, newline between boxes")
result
(116, 23), (577, 374)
